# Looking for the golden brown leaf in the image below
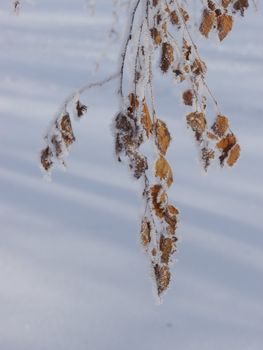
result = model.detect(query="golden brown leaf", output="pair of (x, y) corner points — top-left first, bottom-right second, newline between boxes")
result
(150, 27), (162, 45)
(216, 133), (236, 150)
(227, 143), (241, 166)
(212, 115), (229, 137)
(217, 14), (233, 41)
(155, 156), (173, 187)
(154, 264), (171, 296)
(199, 9), (216, 38)
(141, 217), (151, 247)
(160, 235), (174, 264)
(155, 119), (171, 156)
(141, 102), (152, 138)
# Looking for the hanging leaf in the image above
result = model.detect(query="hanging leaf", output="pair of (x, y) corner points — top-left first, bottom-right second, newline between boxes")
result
(199, 9), (216, 38)
(154, 264), (171, 296)
(212, 115), (229, 137)
(141, 102), (152, 138)
(141, 217), (152, 248)
(155, 119), (171, 156)
(40, 146), (53, 172)
(59, 113), (75, 147)
(182, 89), (194, 106)
(227, 143), (241, 166)
(150, 184), (167, 219)
(160, 42), (174, 73)
(160, 235), (174, 264)
(186, 112), (207, 141)
(76, 100), (87, 118)
(217, 14), (233, 41)
(155, 156), (173, 187)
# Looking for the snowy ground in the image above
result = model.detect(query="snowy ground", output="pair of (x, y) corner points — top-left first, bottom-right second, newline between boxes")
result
(0, 1), (263, 349)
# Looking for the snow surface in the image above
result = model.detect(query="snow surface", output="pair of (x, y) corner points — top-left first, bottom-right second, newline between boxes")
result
(0, 1), (263, 349)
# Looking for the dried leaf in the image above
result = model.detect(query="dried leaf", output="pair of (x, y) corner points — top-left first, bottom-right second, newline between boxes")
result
(160, 42), (174, 73)
(155, 156), (173, 187)
(182, 39), (191, 60)
(40, 146), (53, 171)
(186, 112), (207, 141)
(199, 9), (216, 38)
(216, 133), (236, 150)
(76, 100), (87, 118)
(59, 113), (75, 147)
(160, 235), (174, 264)
(227, 143), (241, 166)
(182, 89), (194, 106)
(212, 115), (229, 137)
(233, 0), (249, 16)
(217, 14), (233, 41)
(155, 119), (171, 156)
(150, 184), (167, 219)
(141, 102), (152, 138)
(150, 27), (162, 45)
(141, 217), (151, 247)
(154, 264), (171, 296)
(201, 147), (215, 171)
(191, 58), (207, 75)
(170, 10), (179, 25)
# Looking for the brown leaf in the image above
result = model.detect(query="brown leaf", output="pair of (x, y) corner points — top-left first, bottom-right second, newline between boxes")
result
(217, 133), (237, 165)
(150, 184), (167, 219)
(160, 235), (174, 264)
(141, 102), (152, 138)
(155, 119), (171, 156)
(160, 42), (174, 73)
(154, 264), (171, 296)
(191, 58), (207, 75)
(182, 89), (194, 106)
(170, 10), (179, 25)
(227, 143), (241, 166)
(221, 0), (231, 8)
(182, 39), (191, 61)
(199, 9), (216, 38)
(233, 0), (249, 16)
(59, 113), (75, 147)
(186, 112), (207, 141)
(150, 27), (162, 45)
(76, 100), (87, 118)
(201, 147), (215, 171)
(155, 156), (173, 187)
(141, 217), (151, 247)
(212, 115), (229, 137)
(216, 133), (236, 150)
(165, 204), (179, 235)
(40, 146), (53, 171)
(217, 14), (233, 41)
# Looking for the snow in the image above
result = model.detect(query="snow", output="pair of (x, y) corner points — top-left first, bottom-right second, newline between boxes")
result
(0, 1), (263, 349)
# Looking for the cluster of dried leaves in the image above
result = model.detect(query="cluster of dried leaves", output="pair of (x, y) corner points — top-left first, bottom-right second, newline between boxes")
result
(40, 0), (250, 298)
